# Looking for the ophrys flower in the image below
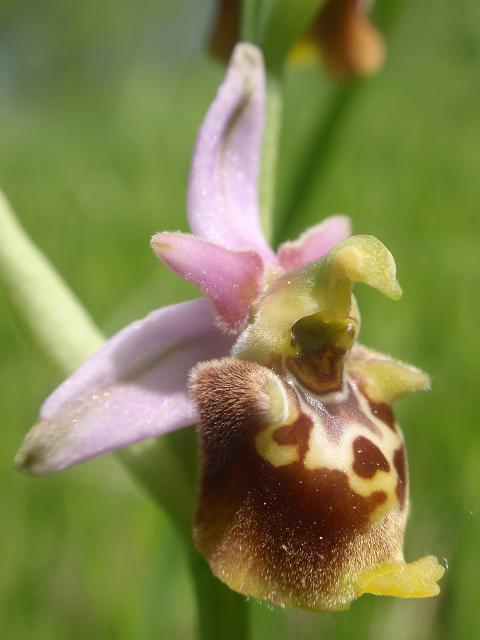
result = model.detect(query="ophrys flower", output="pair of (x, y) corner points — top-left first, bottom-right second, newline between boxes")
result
(15, 43), (443, 611)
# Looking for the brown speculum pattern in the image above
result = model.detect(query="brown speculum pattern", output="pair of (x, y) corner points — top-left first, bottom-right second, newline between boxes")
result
(191, 236), (444, 610)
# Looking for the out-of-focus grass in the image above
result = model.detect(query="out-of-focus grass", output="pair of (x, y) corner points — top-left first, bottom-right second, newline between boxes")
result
(1, 0), (479, 638)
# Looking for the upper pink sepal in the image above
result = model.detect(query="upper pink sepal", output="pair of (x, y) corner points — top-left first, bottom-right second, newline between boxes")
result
(152, 231), (264, 332)
(277, 215), (351, 271)
(15, 299), (233, 475)
(187, 43), (276, 263)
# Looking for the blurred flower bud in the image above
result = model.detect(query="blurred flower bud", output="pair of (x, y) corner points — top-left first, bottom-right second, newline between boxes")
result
(208, 0), (240, 62)
(208, 0), (385, 78)
(293, 0), (385, 77)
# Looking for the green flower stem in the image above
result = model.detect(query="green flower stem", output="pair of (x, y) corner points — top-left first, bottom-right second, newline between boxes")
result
(259, 70), (283, 242)
(241, 0), (261, 42)
(275, 80), (360, 243)
(275, 0), (409, 244)
(0, 191), (249, 640)
(257, 1), (328, 241)
(117, 433), (197, 540)
(188, 546), (250, 640)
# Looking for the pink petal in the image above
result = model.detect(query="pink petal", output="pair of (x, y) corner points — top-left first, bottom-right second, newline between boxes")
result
(152, 232), (264, 332)
(15, 299), (233, 475)
(188, 43), (276, 263)
(277, 215), (351, 271)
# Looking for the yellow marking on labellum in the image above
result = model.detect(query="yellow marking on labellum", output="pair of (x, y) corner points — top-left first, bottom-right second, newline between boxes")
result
(347, 469), (397, 522)
(356, 555), (445, 598)
(255, 375), (300, 467)
(255, 424), (300, 467)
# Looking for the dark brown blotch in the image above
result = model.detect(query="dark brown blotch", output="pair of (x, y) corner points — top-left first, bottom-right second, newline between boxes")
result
(393, 445), (408, 508)
(366, 398), (396, 431)
(352, 436), (390, 479)
(273, 411), (312, 462)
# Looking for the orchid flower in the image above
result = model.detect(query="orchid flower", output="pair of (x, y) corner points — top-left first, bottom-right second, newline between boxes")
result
(15, 43), (443, 611)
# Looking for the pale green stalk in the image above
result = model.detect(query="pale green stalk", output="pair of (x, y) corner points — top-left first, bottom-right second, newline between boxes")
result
(0, 192), (103, 373)
(257, 1), (326, 241)
(259, 70), (283, 242)
(241, 0), (261, 41)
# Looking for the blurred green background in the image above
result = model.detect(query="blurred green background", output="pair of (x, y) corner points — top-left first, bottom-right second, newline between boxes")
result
(1, 0), (479, 638)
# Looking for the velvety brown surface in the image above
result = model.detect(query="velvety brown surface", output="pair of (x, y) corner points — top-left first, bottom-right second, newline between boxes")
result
(192, 357), (406, 610)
